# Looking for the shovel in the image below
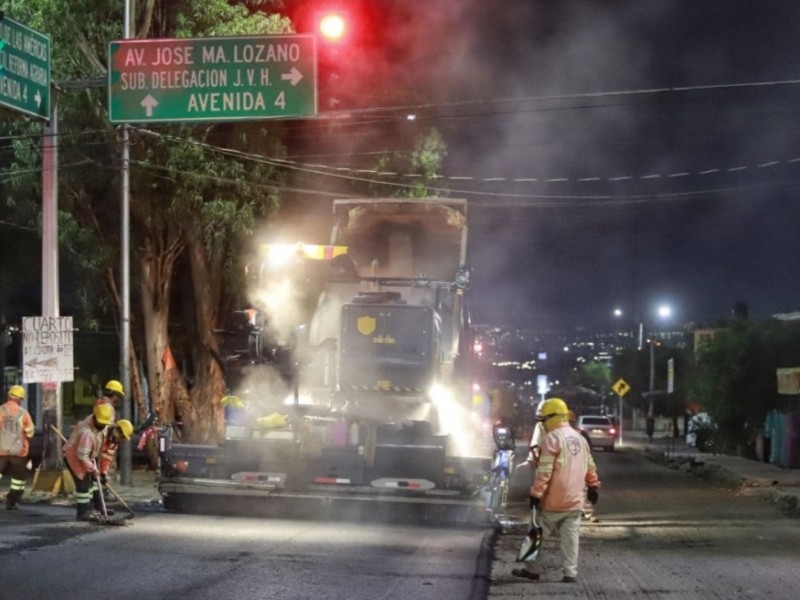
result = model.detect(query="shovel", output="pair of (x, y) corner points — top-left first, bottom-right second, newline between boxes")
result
(516, 505), (543, 562)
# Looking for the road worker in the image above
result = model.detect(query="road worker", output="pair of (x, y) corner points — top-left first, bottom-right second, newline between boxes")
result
(523, 400), (547, 468)
(513, 397), (600, 584)
(94, 379), (125, 422)
(0, 385), (35, 510)
(94, 419), (133, 515)
(63, 403), (114, 521)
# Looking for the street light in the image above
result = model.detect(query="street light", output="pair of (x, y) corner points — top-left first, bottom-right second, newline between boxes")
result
(645, 303), (672, 438)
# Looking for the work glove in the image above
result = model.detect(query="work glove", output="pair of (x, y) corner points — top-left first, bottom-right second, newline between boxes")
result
(529, 495), (540, 509)
(587, 487), (599, 505)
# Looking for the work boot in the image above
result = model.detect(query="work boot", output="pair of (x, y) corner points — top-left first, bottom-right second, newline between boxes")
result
(562, 575), (577, 583)
(5, 488), (23, 510)
(511, 568), (540, 581)
(76, 503), (99, 522)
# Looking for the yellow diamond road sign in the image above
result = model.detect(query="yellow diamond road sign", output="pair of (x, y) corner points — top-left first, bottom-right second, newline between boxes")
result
(612, 378), (630, 397)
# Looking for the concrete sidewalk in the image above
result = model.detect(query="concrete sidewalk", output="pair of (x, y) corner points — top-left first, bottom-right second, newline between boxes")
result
(623, 429), (800, 514)
(2, 466), (162, 510)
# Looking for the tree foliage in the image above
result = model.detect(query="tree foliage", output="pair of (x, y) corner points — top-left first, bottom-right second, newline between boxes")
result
(689, 319), (800, 454)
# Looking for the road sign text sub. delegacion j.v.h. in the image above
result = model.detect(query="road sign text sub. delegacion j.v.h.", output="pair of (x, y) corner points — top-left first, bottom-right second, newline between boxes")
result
(107, 34), (317, 124)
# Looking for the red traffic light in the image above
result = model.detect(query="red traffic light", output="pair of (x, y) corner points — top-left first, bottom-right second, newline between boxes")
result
(318, 12), (347, 42)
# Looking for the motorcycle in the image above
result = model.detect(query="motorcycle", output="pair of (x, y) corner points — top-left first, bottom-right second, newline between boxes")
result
(486, 423), (516, 516)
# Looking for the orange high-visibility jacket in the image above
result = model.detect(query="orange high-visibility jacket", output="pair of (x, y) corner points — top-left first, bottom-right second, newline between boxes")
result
(531, 422), (600, 512)
(64, 415), (105, 480)
(99, 434), (120, 475)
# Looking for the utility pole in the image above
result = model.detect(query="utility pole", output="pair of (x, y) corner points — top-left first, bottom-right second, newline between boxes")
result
(118, 0), (134, 486)
(40, 96), (62, 469)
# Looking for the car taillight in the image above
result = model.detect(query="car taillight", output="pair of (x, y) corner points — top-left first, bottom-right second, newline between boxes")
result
(609, 428), (616, 435)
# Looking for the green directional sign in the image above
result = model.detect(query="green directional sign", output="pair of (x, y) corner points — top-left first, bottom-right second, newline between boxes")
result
(0, 15), (51, 120)
(108, 34), (317, 124)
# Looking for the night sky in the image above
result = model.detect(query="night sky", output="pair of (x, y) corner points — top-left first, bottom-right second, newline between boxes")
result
(284, 0), (800, 330)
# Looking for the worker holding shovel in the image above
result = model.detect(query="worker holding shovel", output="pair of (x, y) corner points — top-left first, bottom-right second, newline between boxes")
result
(95, 419), (133, 515)
(63, 403), (113, 521)
(513, 398), (600, 584)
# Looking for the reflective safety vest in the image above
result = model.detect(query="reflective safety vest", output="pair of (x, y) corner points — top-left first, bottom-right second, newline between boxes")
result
(64, 415), (105, 480)
(0, 402), (34, 457)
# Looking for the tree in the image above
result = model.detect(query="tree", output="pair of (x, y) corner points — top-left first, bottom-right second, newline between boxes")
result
(1, 0), (455, 444)
(690, 319), (800, 455)
(566, 360), (611, 395)
(125, 1), (293, 442)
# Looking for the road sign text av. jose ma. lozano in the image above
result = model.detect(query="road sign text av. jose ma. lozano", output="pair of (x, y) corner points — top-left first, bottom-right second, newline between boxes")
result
(108, 34), (317, 123)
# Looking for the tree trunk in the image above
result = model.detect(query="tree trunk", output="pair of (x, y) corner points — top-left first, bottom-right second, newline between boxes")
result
(187, 235), (226, 443)
(139, 239), (193, 438)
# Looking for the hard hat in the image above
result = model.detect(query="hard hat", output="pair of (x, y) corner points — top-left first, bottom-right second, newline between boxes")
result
(221, 395), (246, 408)
(8, 385), (25, 400)
(115, 419), (134, 440)
(536, 398), (569, 424)
(256, 412), (288, 429)
(104, 379), (125, 397)
(93, 402), (114, 426)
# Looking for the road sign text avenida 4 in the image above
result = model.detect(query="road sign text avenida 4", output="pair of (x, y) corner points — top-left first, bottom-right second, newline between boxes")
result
(108, 35), (317, 123)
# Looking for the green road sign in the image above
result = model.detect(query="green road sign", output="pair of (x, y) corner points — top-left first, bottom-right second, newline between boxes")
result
(108, 34), (317, 124)
(0, 15), (51, 120)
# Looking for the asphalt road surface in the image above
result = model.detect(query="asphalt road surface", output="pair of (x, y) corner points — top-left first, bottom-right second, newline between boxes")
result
(490, 449), (800, 599)
(0, 503), (491, 600)
(3, 448), (798, 600)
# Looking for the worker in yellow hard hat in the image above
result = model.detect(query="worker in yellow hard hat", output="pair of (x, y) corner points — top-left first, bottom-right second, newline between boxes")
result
(1, 385), (35, 510)
(94, 419), (133, 516)
(94, 379), (126, 424)
(63, 403), (114, 521)
(513, 398), (601, 584)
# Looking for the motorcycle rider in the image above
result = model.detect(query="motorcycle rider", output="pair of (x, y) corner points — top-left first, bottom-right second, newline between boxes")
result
(64, 403), (114, 521)
(0, 385), (35, 510)
(513, 397), (600, 583)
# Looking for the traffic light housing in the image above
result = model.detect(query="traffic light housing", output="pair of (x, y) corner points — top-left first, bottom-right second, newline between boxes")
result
(314, 10), (351, 109)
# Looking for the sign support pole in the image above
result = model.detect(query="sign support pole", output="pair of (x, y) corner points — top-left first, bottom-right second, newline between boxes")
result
(118, 0), (133, 486)
(40, 93), (61, 470)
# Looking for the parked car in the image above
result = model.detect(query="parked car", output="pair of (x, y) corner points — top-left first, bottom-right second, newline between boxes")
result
(577, 415), (616, 451)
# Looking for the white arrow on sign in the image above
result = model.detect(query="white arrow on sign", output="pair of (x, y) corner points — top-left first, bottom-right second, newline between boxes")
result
(25, 356), (59, 369)
(281, 67), (303, 86)
(140, 94), (159, 116)
(35, 90), (42, 108)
